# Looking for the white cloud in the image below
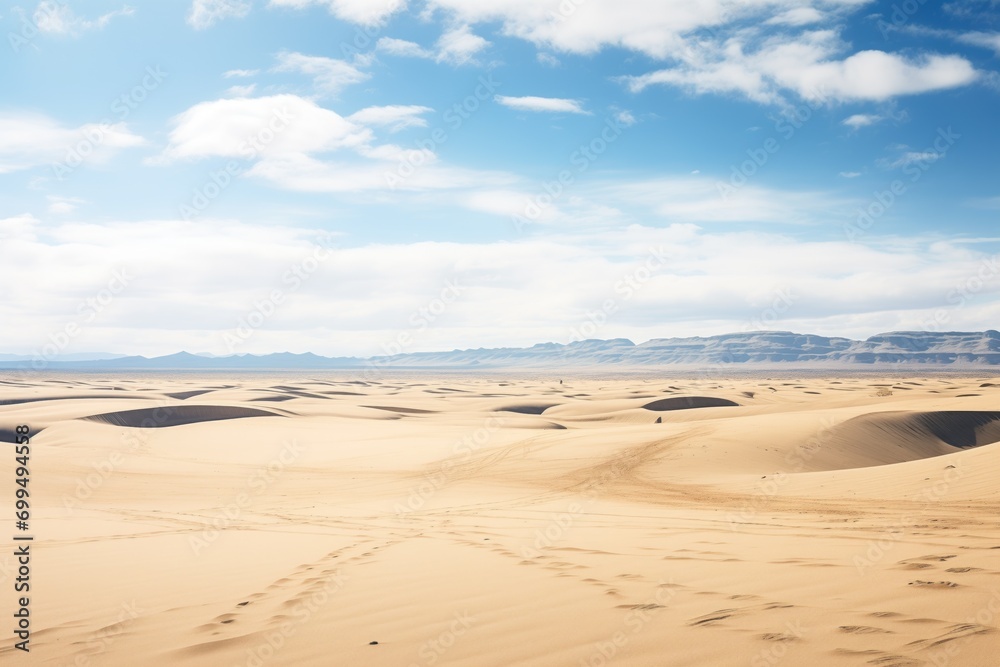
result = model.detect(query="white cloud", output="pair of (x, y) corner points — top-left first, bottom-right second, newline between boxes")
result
(4, 214), (998, 356)
(47, 196), (86, 214)
(624, 33), (978, 104)
(376, 37), (432, 58)
(608, 177), (842, 225)
(347, 105), (433, 132)
(157, 94), (512, 193)
(890, 151), (943, 168)
(615, 109), (637, 126)
(419, 2), (978, 104)
(958, 31), (1000, 56)
(246, 151), (514, 192)
(223, 68), (259, 78)
(376, 26), (490, 65)
(435, 25), (490, 65)
(842, 113), (883, 128)
(839, 171), (862, 178)
(0, 113), (145, 174)
(157, 94), (370, 162)
(33, 2), (133, 36)
(187, 0), (250, 30)
(465, 176), (848, 229)
(267, 0), (406, 25)
(495, 95), (589, 114)
(537, 52), (560, 67)
(766, 7), (824, 26)
(0, 214), (41, 241)
(225, 83), (257, 97)
(272, 51), (369, 96)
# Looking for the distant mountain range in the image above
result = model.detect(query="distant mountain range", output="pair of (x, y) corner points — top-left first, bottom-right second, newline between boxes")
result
(2, 331), (1000, 371)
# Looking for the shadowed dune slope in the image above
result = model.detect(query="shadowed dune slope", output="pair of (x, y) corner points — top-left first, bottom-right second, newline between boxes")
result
(821, 410), (1000, 464)
(81, 405), (284, 428)
(642, 396), (740, 411)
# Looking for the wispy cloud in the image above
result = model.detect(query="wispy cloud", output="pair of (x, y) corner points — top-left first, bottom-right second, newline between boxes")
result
(347, 105), (434, 132)
(890, 151), (943, 168)
(272, 51), (369, 96)
(842, 113), (884, 129)
(223, 68), (259, 78)
(34, 2), (134, 36)
(376, 26), (490, 66)
(495, 95), (589, 114)
(187, 0), (250, 30)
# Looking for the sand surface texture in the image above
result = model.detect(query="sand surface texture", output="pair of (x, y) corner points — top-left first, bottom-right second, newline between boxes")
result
(1, 374), (999, 666)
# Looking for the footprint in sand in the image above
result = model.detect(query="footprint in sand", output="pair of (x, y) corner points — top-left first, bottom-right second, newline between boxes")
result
(905, 623), (991, 650)
(907, 580), (959, 589)
(839, 625), (893, 634)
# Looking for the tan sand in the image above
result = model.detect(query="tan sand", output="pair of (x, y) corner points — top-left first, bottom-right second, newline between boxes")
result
(1, 373), (999, 666)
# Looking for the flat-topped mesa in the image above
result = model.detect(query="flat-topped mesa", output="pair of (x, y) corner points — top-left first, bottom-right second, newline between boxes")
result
(2, 331), (1000, 369)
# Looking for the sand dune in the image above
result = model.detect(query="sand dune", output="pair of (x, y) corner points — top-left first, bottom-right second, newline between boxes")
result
(82, 404), (285, 428)
(642, 396), (740, 411)
(1, 374), (999, 666)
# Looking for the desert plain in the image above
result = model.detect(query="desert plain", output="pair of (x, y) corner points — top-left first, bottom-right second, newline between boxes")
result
(1, 372), (999, 666)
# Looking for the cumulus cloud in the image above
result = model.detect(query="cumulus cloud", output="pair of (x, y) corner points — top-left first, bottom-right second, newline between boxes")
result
(418, 1), (978, 104)
(624, 37), (978, 104)
(155, 94), (511, 192)
(156, 94), (370, 162)
(436, 25), (490, 65)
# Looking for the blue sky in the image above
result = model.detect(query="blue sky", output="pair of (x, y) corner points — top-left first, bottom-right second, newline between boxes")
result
(1, 0), (998, 358)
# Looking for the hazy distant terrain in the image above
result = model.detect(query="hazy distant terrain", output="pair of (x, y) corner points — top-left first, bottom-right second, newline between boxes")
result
(5, 330), (999, 370)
